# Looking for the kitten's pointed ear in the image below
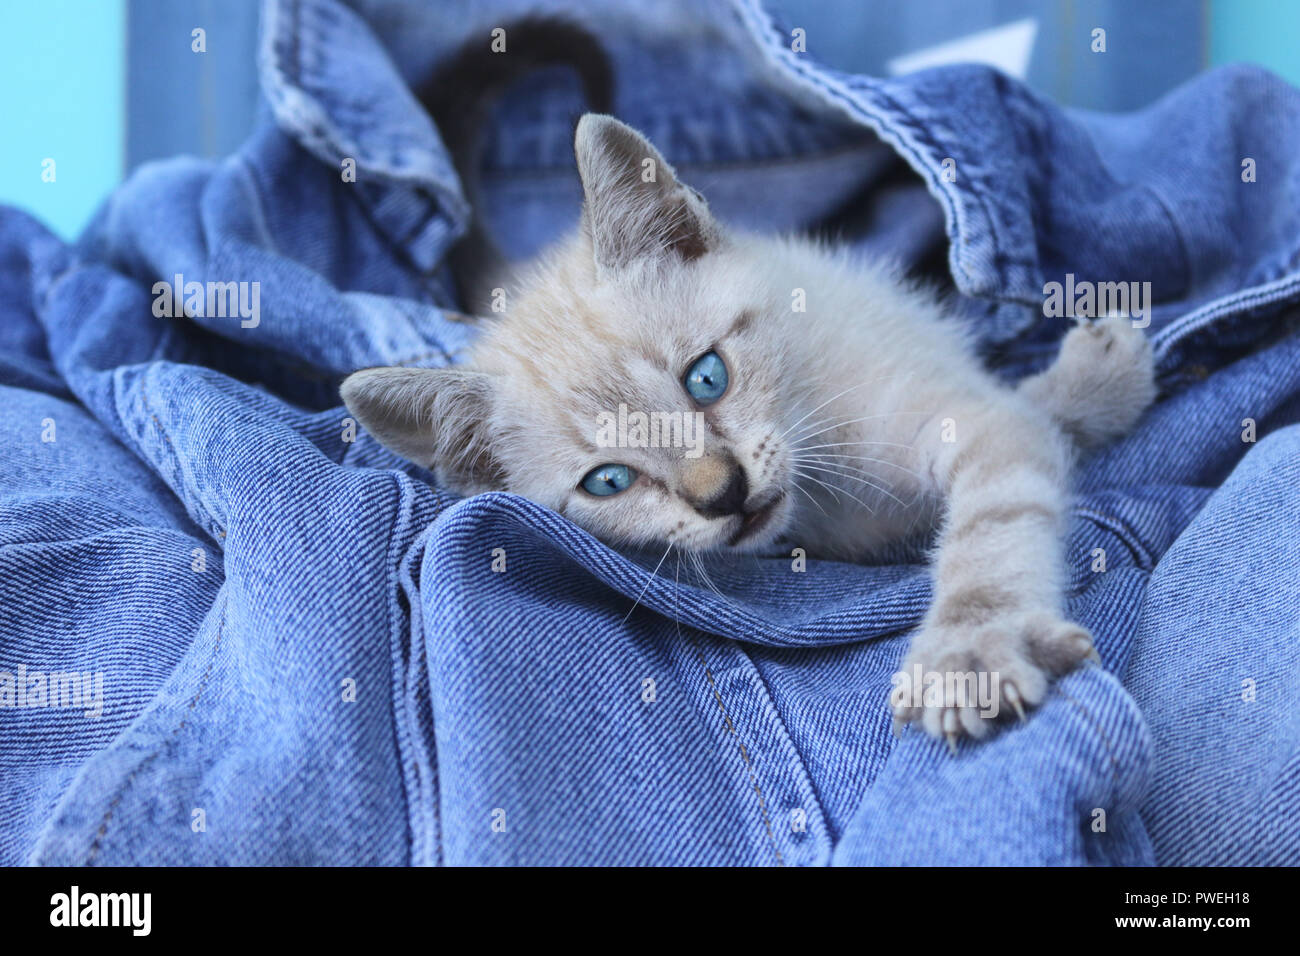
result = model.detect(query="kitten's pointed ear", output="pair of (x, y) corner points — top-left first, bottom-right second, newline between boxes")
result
(341, 366), (504, 492)
(574, 113), (719, 272)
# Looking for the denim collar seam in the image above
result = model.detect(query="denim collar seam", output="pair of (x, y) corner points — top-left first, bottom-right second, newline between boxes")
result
(728, 0), (1003, 292)
(1151, 271), (1300, 360)
(863, 81), (1032, 284)
(341, 180), (457, 290)
(260, 0), (468, 246)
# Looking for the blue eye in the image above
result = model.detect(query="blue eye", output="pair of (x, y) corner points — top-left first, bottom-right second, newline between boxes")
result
(684, 351), (728, 405)
(580, 463), (637, 496)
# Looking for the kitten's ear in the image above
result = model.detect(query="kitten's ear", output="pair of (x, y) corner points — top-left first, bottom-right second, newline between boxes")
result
(574, 113), (719, 272)
(341, 366), (505, 492)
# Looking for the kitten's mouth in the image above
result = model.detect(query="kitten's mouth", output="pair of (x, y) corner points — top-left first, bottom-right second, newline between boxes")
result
(728, 492), (785, 546)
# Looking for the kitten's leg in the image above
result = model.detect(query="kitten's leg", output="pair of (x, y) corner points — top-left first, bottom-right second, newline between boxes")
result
(893, 396), (1097, 750)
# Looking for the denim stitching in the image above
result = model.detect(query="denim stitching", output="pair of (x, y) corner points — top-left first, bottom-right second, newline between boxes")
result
(674, 557), (785, 865)
(393, 348), (454, 368)
(691, 638), (786, 866)
(86, 615), (225, 862)
(1152, 272), (1300, 360)
(729, 0), (1038, 286)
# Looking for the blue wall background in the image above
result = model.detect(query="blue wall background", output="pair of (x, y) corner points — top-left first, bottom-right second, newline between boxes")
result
(0, 0), (126, 239)
(2, 0), (1298, 239)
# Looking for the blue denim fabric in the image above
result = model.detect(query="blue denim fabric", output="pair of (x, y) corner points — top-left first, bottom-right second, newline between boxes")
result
(1, 0), (1298, 866)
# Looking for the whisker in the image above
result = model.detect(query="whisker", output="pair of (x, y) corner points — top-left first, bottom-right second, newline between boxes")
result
(793, 460), (908, 509)
(776, 378), (881, 441)
(792, 468), (876, 515)
(684, 551), (752, 620)
(777, 370), (922, 441)
(789, 478), (830, 517)
(792, 451), (922, 482)
(795, 439), (918, 454)
(622, 541), (674, 624)
(791, 410), (935, 446)
(792, 468), (843, 505)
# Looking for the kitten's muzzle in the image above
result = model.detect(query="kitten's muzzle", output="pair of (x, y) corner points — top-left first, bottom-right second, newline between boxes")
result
(690, 459), (749, 519)
(727, 491), (785, 546)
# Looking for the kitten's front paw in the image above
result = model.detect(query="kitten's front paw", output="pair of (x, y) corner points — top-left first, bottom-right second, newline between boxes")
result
(890, 612), (1099, 753)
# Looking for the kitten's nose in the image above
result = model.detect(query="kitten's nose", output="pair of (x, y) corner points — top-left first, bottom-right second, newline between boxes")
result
(689, 457), (749, 518)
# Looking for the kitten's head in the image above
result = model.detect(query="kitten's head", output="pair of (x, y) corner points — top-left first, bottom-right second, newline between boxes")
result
(342, 114), (806, 552)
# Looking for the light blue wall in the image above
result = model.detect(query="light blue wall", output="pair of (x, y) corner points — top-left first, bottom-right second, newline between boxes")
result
(0, 0), (126, 239)
(1209, 0), (1300, 85)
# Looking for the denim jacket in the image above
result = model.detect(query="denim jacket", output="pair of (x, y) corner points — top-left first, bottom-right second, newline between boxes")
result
(1, 0), (1298, 865)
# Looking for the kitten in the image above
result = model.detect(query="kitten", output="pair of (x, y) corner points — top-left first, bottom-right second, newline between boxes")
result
(342, 114), (1157, 749)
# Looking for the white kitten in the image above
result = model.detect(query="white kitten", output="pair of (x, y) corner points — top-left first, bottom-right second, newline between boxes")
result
(343, 114), (1156, 748)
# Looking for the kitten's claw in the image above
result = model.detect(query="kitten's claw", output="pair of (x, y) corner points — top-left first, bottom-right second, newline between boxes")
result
(942, 710), (960, 756)
(1004, 682), (1026, 723)
(893, 612), (1096, 747)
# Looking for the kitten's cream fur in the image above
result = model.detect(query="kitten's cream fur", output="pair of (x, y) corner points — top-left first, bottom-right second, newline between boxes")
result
(343, 115), (1156, 748)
